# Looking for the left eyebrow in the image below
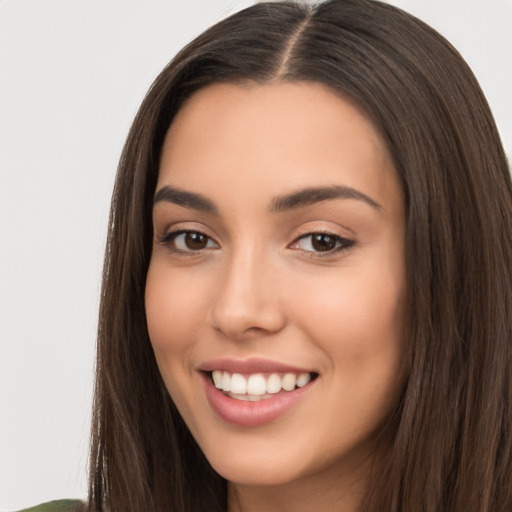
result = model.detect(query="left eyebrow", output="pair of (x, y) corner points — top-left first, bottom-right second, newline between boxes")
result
(270, 185), (383, 213)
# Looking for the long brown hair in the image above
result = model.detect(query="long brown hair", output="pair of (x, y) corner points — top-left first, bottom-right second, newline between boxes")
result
(88, 1), (512, 510)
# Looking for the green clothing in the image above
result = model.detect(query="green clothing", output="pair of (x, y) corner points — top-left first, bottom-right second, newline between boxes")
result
(15, 500), (84, 512)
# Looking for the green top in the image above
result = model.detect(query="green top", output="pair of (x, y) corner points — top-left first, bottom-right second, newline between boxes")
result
(14, 500), (84, 512)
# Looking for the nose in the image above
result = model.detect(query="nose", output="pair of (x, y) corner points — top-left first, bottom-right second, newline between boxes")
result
(208, 247), (287, 340)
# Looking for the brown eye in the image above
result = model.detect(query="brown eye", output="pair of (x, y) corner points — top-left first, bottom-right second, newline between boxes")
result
(163, 231), (218, 252)
(311, 233), (337, 252)
(291, 232), (355, 255)
(184, 232), (208, 250)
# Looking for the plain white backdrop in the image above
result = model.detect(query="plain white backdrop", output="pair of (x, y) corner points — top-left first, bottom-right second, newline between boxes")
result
(0, 0), (510, 509)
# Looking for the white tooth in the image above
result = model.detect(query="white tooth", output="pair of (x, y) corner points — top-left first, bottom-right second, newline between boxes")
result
(296, 373), (311, 387)
(212, 370), (223, 389)
(266, 373), (282, 394)
(231, 373), (247, 394)
(221, 371), (231, 392)
(282, 373), (297, 391)
(248, 394), (261, 401)
(229, 393), (250, 401)
(247, 374), (266, 395)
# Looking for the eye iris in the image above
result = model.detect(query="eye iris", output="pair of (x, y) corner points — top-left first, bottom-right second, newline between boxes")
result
(185, 232), (208, 250)
(311, 233), (337, 252)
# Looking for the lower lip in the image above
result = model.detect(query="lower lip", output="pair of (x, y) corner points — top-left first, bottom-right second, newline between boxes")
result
(202, 373), (316, 427)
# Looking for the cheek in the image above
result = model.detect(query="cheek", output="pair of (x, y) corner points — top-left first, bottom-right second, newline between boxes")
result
(145, 265), (207, 355)
(292, 267), (406, 443)
(294, 265), (405, 344)
(145, 264), (207, 419)
(290, 259), (406, 407)
(145, 265), (204, 404)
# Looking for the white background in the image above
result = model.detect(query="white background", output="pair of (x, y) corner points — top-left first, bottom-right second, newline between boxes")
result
(1, 0), (510, 509)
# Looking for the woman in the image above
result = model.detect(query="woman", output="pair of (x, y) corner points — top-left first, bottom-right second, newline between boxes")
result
(25, 0), (512, 510)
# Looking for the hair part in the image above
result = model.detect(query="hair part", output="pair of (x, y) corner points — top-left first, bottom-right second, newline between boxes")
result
(88, 1), (512, 511)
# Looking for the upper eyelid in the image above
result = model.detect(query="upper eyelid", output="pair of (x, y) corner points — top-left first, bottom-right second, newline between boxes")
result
(157, 222), (217, 240)
(290, 226), (353, 242)
(294, 229), (344, 239)
(291, 221), (354, 237)
(160, 228), (218, 243)
(290, 232), (354, 246)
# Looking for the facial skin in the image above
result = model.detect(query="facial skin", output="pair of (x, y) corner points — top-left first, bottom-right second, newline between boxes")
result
(145, 82), (406, 512)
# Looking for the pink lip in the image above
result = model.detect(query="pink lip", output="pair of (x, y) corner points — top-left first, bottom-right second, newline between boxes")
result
(199, 357), (314, 375)
(200, 370), (317, 428)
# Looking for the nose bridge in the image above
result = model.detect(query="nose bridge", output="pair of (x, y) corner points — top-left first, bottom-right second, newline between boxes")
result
(209, 241), (285, 339)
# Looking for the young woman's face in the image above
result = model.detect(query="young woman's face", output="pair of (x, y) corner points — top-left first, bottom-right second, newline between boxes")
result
(146, 82), (406, 492)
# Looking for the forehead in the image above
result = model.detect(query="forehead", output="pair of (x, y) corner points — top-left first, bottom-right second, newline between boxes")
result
(158, 81), (402, 215)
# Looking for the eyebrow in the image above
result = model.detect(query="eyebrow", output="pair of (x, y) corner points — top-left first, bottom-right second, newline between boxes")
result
(270, 185), (383, 212)
(154, 186), (218, 213)
(153, 184), (382, 214)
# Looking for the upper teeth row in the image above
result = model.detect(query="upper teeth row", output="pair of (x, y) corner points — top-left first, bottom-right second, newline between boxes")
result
(212, 370), (312, 395)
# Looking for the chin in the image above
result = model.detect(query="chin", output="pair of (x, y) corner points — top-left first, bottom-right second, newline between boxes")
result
(211, 457), (305, 487)
(194, 433), (305, 486)
(198, 421), (385, 492)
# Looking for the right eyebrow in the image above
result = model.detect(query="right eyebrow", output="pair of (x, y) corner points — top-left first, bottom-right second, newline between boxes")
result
(153, 186), (218, 214)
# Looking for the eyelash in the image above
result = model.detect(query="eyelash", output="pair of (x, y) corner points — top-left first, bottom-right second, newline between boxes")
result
(291, 232), (355, 256)
(158, 229), (355, 257)
(157, 230), (217, 255)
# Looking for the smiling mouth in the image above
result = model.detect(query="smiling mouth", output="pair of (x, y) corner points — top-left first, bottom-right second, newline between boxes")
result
(208, 370), (319, 402)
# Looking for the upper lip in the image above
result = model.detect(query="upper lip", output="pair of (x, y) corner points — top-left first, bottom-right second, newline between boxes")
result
(198, 357), (315, 375)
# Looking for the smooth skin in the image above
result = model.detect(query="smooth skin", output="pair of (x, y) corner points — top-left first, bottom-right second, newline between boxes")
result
(145, 82), (407, 512)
